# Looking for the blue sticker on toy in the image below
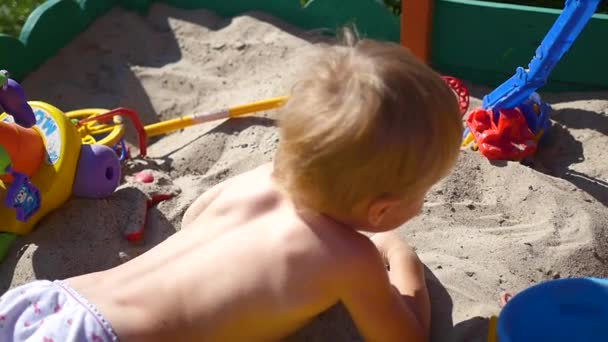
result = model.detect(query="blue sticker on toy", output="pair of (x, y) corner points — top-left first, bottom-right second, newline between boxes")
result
(5, 168), (41, 222)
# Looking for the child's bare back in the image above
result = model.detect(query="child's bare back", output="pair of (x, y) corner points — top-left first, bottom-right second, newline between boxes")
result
(67, 164), (389, 341)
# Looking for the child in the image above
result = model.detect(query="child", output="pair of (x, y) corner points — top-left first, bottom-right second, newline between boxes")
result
(0, 29), (462, 342)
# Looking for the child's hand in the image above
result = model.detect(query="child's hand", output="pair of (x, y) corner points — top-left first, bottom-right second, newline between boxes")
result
(369, 231), (429, 338)
(370, 232), (414, 264)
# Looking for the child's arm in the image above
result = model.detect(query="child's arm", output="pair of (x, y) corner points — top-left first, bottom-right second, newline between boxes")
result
(372, 232), (431, 334)
(340, 236), (429, 342)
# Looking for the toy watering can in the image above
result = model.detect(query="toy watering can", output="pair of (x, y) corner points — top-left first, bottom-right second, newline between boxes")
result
(0, 70), (121, 260)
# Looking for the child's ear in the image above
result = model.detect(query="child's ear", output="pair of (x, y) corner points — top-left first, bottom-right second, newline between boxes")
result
(367, 196), (401, 227)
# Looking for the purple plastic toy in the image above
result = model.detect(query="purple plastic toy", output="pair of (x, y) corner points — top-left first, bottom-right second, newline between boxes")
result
(0, 70), (36, 128)
(72, 144), (122, 199)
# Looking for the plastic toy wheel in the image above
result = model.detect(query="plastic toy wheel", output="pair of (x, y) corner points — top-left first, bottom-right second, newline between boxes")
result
(442, 76), (470, 116)
(66, 109), (125, 147)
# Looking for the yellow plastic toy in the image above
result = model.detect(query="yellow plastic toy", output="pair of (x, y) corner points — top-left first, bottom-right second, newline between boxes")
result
(0, 101), (80, 236)
(69, 76), (465, 149)
(143, 96), (288, 138)
(0, 72), (122, 261)
(66, 108), (126, 147)
(68, 96), (288, 149)
(487, 315), (498, 342)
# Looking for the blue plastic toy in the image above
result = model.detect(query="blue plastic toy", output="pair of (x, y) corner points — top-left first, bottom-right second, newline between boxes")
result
(5, 169), (41, 222)
(482, 0), (601, 111)
(497, 277), (608, 342)
(463, 0), (602, 160)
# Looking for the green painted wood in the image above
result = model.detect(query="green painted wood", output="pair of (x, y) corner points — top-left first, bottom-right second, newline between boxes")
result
(0, 35), (29, 81)
(2, 0), (607, 90)
(79, 0), (120, 24)
(120, 0), (153, 14)
(20, 0), (88, 75)
(432, 0), (608, 90)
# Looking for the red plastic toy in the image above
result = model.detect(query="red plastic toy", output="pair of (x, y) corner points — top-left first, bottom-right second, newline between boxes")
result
(466, 108), (537, 161)
(442, 76), (470, 116)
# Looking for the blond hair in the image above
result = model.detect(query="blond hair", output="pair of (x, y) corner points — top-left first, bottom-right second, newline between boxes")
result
(274, 30), (463, 215)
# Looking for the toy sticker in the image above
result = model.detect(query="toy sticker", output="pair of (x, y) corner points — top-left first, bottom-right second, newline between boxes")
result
(33, 108), (62, 165)
(5, 169), (41, 222)
(0, 114), (15, 123)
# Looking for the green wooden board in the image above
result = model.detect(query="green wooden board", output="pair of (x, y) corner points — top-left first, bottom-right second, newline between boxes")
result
(0, 0), (606, 90)
(432, 0), (608, 90)
(20, 0), (88, 73)
(79, 0), (121, 23)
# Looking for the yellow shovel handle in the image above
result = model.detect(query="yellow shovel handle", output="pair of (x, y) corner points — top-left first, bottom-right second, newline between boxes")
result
(144, 96), (287, 138)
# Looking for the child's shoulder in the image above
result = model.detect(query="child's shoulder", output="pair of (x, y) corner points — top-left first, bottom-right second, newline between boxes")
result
(281, 215), (383, 279)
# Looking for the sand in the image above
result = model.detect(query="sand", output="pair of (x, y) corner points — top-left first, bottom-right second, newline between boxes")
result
(1, 4), (607, 341)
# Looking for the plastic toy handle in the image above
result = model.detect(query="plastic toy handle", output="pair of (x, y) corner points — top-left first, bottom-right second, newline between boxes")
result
(487, 315), (498, 342)
(0, 70), (36, 128)
(482, 0), (601, 110)
(76, 108), (148, 156)
(229, 96), (287, 117)
(144, 96), (288, 138)
(144, 115), (196, 138)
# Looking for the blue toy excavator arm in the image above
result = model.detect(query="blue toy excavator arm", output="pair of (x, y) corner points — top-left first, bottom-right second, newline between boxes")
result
(482, 0), (601, 110)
